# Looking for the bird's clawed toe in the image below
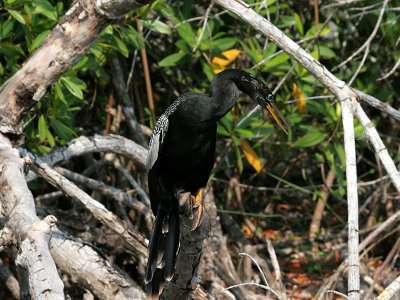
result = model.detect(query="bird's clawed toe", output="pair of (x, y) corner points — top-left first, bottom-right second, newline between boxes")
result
(176, 189), (205, 231)
(177, 191), (194, 216)
(190, 189), (205, 231)
(190, 203), (204, 231)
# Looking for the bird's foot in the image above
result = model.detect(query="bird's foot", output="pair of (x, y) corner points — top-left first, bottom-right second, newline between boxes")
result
(177, 191), (194, 217)
(190, 188), (205, 231)
(176, 189), (205, 231)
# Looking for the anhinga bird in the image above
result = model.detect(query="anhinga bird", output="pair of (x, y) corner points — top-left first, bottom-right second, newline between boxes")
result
(145, 69), (288, 296)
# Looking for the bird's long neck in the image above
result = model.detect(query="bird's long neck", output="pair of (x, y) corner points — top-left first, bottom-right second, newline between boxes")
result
(208, 70), (241, 119)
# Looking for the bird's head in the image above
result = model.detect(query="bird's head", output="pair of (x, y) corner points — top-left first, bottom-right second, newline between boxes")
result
(233, 70), (290, 134)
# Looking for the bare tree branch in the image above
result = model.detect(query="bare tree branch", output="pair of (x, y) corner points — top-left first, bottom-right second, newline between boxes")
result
(50, 227), (147, 300)
(0, 134), (64, 299)
(21, 149), (148, 259)
(376, 275), (400, 300)
(54, 166), (151, 216)
(355, 90), (400, 122)
(355, 103), (400, 192)
(377, 57), (400, 81)
(160, 193), (211, 299)
(25, 134), (147, 182)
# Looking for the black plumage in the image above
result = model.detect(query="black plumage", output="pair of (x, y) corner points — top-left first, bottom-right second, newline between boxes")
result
(145, 69), (288, 297)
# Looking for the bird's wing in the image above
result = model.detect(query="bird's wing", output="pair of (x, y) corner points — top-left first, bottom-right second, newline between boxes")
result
(146, 94), (192, 170)
(146, 114), (169, 171)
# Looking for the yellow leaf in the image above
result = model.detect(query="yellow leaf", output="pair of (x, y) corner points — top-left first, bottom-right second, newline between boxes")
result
(240, 140), (263, 173)
(293, 83), (307, 113)
(242, 225), (252, 237)
(211, 49), (241, 74)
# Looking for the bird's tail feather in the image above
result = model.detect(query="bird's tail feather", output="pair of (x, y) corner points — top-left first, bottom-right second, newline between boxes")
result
(145, 207), (180, 296)
(162, 211), (179, 280)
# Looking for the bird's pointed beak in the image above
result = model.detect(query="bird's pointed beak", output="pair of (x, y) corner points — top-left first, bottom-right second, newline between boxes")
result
(265, 102), (290, 135)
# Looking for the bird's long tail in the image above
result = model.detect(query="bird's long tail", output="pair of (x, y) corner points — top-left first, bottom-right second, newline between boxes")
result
(145, 207), (180, 297)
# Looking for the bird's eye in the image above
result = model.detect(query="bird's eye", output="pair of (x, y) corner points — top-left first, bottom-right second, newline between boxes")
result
(267, 94), (273, 101)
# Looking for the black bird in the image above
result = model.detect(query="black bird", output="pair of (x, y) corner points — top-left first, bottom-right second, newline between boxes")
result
(145, 69), (288, 296)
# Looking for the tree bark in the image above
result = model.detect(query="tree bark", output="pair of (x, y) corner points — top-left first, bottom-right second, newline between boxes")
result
(50, 227), (147, 300)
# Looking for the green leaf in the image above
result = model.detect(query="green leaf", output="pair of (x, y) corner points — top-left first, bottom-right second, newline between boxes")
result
(219, 111), (233, 132)
(0, 19), (14, 38)
(211, 37), (238, 52)
(33, 0), (57, 21)
(200, 59), (214, 81)
(305, 24), (330, 37)
(60, 76), (86, 99)
(263, 53), (290, 70)
(334, 142), (345, 168)
(142, 19), (171, 35)
(29, 30), (50, 52)
(46, 129), (55, 147)
(267, 172), (312, 194)
(278, 15), (297, 28)
(318, 45), (336, 59)
(49, 118), (75, 141)
(72, 56), (89, 71)
(159, 52), (188, 67)
(232, 136), (243, 173)
(294, 13), (304, 36)
(0, 42), (25, 58)
(176, 22), (195, 47)
(294, 131), (327, 148)
(112, 36), (129, 57)
(6, 9), (26, 24)
(234, 128), (255, 138)
(217, 209), (284, 219)
(119, 25), (144, 50)
(38, 115), (48, 141)
(217, 122), (230, 136)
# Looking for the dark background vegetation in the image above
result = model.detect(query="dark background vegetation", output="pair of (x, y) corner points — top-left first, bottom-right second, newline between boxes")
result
(1, 0), (399, 298)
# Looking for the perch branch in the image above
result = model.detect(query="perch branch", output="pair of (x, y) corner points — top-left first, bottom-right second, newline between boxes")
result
(200, 189), (253, 299)
(160, 191), (211, 299)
